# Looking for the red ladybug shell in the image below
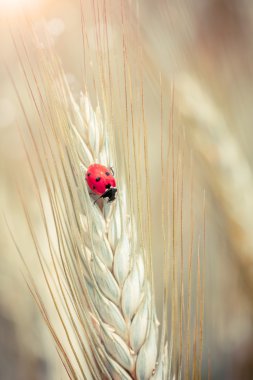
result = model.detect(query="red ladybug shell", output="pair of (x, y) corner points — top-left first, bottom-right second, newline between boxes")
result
(85, 164), (116, 195)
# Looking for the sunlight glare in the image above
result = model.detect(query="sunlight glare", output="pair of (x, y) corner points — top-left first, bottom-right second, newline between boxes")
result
(0, 0), (40, 11)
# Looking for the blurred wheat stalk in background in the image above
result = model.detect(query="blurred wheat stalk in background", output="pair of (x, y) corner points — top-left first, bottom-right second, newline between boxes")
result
(177, 75), (253, 300)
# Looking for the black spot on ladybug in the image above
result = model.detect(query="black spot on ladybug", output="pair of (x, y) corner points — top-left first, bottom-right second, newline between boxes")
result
(105, 172), (110, 176)
(105, 183), (111, 189)
(87, 172), (91, 176)
(93, 186), (96, 189)
(96, 177), (101, 182)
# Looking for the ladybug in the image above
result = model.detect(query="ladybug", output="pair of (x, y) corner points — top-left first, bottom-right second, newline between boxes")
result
(85, 163), (117, 204)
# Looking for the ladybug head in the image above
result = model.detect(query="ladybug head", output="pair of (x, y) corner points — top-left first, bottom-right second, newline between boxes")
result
(106, 187), (117, 202)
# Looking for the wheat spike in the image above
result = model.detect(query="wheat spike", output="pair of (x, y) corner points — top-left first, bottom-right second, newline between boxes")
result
(64, 83), (160, 380)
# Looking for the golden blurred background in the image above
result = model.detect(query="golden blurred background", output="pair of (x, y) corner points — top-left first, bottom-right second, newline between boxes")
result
(1, 0), (253, 379)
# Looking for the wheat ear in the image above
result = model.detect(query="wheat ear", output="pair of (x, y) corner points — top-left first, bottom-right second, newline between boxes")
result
(177, 74), (253, 299)
(18, 45), (168, 379)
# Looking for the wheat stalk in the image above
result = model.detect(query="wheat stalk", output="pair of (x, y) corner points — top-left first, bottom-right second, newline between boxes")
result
(12, 38), (169, 378)
(6, 17), (209, 377)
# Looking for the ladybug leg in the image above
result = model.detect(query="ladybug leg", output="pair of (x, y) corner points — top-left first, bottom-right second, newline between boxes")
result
(93, 193), (106, 205)
(93, 196), (102, 205)
(110, 166), (114, 176)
